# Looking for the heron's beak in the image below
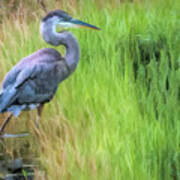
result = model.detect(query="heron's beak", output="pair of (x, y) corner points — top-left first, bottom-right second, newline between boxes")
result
(70, 19), (101, 30)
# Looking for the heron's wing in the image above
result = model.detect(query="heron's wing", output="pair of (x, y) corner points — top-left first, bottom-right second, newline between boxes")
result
(2, 66), (20, 90)
(1, 60), (69, 111)
(17, 60), (69, 103)
(2, 48), (63, 89)
(0, 64), (38, 112)
(0, 48), (70, 114)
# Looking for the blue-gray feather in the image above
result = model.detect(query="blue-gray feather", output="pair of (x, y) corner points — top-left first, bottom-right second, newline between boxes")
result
(0, 48), (70, 116)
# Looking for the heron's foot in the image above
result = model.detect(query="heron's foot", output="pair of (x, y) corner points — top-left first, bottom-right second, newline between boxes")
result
(0, 133), (29, 138)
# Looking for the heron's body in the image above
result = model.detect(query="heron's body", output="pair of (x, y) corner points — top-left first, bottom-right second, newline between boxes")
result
(0, 9), (100, 135)
(0, 48), (69, 116)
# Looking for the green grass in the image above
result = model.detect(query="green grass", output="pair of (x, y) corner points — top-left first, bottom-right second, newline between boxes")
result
(0, 0), (180, 179)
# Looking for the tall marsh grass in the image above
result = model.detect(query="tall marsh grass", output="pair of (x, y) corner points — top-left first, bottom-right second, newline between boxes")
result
(0, 0), (180, 179)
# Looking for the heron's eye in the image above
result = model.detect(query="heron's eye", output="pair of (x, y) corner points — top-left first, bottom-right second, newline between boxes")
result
(64, 15), (72, 22)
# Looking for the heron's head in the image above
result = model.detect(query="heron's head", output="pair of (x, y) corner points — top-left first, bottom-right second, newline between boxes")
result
(42, 10), (100, 31)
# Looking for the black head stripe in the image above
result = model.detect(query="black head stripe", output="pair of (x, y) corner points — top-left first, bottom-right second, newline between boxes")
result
(42, 10), (72, 22)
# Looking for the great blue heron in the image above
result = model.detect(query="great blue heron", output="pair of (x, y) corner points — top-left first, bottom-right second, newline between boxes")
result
(0, 10), (100, 136)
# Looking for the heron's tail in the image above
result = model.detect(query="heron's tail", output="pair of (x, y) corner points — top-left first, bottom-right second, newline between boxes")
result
(0, 87), (17, 113)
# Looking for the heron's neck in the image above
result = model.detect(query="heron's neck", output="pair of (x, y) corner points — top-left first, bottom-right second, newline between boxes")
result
(40, 21), (80, 72)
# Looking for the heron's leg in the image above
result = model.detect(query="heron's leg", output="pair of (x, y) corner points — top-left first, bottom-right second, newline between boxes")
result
(0, 113), (13, 135)
(36, 104), (44, 128)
